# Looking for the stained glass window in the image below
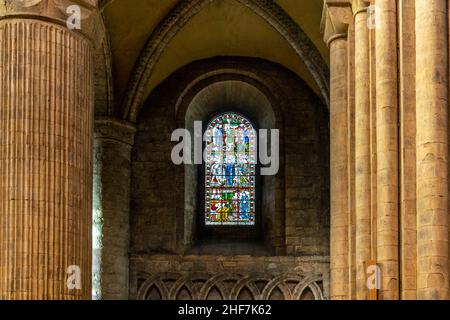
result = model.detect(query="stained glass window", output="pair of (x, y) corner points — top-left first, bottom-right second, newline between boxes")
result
(204, 113), (256, 225)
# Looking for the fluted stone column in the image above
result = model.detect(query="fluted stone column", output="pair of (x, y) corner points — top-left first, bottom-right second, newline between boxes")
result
(322, 1), (353, 300)
(375, 0), (399, 300)
(352, 0), (371, 300)
(93, 118), (135, 300)
(416, 0), (449, 300)
(0, 0), (98, 299)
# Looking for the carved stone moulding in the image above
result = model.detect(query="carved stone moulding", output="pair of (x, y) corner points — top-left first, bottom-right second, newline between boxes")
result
(0, 0), (101, 44)
(321, 0), (353, 47)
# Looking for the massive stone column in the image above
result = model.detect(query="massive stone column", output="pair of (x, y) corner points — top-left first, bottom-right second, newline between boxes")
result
(352, 0), (371, 300)
(416, 0), (449, 300)
(322, 1), (352, 300)
(0, 0), (98, 299)
(93, 118), (135, 300)
(375, 0), (399, 300)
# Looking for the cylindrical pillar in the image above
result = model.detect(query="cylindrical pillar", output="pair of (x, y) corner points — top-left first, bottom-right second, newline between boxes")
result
(346, 20), (357, 300)
(398, 0), (417, 300)
(368, 0), (377, 283)
(416, 0), (449, 300)
(0, 3), (96, 299)
(92, 118), (135, 300)
(323, 3), (353, 300)
(375, 0), (399, 300)
(329, 37), (350, 300)
(353, 1), (371, 300)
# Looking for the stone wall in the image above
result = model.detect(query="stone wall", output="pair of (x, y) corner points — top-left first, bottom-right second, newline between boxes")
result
(129, 57), (330, 299)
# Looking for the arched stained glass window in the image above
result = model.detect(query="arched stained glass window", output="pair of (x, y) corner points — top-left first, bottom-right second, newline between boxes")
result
(204, 113), (256, 225)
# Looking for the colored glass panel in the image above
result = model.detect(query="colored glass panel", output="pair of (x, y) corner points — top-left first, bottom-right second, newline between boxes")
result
(204, 113), (256, 225)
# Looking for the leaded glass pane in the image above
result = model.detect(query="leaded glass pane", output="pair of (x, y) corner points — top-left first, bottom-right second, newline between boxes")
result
(204, 113), (256, 225)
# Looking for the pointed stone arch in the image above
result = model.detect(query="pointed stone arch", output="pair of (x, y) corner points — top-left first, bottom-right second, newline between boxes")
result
(120, 0), (330, 121)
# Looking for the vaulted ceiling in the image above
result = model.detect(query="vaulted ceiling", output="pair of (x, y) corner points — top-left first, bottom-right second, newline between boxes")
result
(99, 0), (329, 116)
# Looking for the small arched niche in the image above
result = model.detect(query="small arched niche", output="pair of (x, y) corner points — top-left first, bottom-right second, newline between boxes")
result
(179, 79), (283, 254)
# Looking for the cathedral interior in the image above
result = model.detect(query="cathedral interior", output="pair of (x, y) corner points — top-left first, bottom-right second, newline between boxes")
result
(1, 0), (450, 301)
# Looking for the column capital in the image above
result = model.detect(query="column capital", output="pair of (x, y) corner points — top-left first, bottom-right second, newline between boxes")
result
(321, 0), (353, 47)
(95, 117), (137, 146)
(0, 0), (103, 46)
(352, 0), (370, 16)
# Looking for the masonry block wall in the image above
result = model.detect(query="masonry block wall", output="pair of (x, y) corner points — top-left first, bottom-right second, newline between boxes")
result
(128, 57), (330, 299)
